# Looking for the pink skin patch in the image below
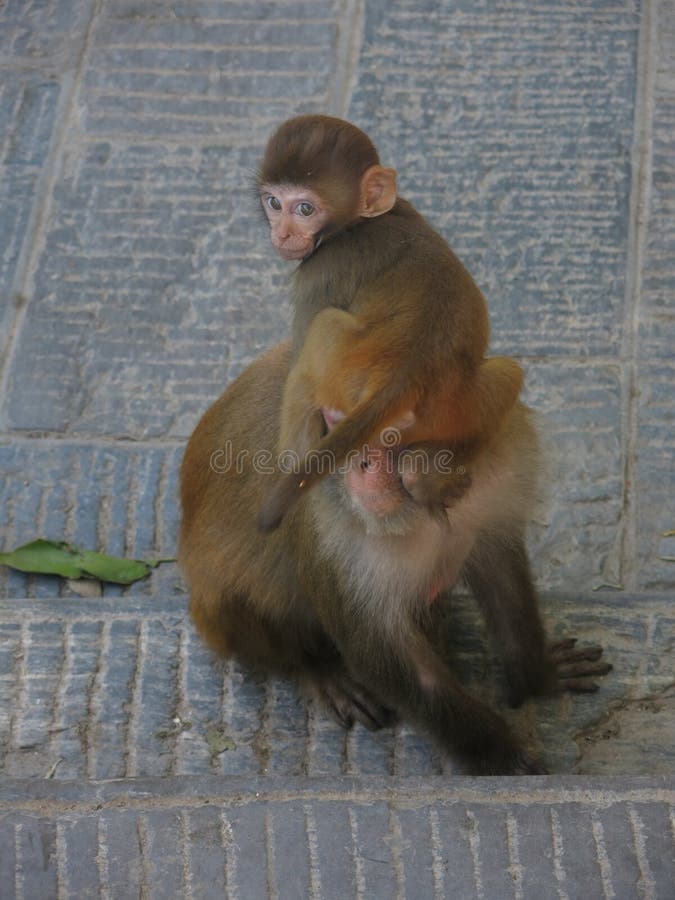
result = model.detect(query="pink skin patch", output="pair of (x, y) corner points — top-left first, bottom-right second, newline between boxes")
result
(323, 407), (406, 518)
(427, 578), (451, 605)
(261, 185), (328, 261)
(324, 407), (455, 606)
(322, 407), (344, 429)
(344, 452), (405, 517)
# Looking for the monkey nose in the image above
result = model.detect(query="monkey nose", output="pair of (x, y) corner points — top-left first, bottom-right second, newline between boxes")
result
(277, 215), (294, 239)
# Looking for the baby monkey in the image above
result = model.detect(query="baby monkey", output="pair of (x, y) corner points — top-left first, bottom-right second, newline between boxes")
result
(257, 114), (524, 531)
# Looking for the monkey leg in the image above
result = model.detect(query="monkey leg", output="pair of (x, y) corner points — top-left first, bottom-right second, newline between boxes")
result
(464, 534), (556, 707)
(385, 631), (545, 774)
(464, 536), (611, 707)
(317, 599), (546, 775)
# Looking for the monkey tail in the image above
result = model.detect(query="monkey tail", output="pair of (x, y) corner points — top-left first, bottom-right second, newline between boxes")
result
(258, 377), (410, 533)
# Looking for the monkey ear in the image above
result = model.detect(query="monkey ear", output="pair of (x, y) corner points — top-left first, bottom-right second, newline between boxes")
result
(358, 165), (397, 218)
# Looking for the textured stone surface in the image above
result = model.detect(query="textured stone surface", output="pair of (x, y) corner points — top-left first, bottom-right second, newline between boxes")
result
(0, 78), (61, 317)
(1, 0), (674, 895)
(0, 592), (671, 781)
(0, 442), (181, 599)
(1, 776), (673, 900)
(635, 0), (675, 591)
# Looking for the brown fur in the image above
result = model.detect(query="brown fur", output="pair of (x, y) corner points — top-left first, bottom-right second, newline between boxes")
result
(257, 118), (523, 530)
(179, 344), (611, 774)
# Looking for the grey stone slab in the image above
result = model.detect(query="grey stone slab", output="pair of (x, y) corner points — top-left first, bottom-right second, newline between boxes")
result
(523, 360), (624, 592)
(3, 140), (291, 437)
(0, 0), (92, 60)
(639, 0), (675, 342)
(635, 374), (675, 591)
(0, 440), (182, 599)
(349, 0), (639, 358)
(634, 0), (675, 591)
(85, 1), (343, 142)
(0, 776), (673, 900)
(0, 77), (61, 315)
(58, 814), (101, 900)
(0, 592), (671, 781)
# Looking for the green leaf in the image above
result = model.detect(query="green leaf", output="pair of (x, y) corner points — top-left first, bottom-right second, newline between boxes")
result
(0, 539), (171, 585)
(77, 550), (152, 584)
(0, 540), (84, 579)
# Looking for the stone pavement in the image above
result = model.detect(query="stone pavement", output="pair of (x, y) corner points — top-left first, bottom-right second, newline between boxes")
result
(0, 1), (673, 897)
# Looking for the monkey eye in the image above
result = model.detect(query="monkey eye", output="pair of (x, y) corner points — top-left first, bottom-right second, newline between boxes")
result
(297, 201), (315, 217)
(265, 196), (282, 212)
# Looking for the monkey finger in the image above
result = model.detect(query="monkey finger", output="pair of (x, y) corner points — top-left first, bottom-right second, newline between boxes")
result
(557, 658), (613, 677)
(319, 677), (395, 732)
(326, 702), (354, 730)
(549, 637), (577, 654)
(556, 677), (603, 694)
(349, 695), (396, 732)
(552, 643), (606, 664)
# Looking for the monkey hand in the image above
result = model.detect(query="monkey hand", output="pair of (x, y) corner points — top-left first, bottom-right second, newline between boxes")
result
(399, 448), (472, 510)
(505, 637), (612, 708)
(549, 637), (613, 694)
(311, 671), (397, 731)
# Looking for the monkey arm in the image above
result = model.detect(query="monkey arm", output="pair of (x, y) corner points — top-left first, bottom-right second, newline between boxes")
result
(464, 532), (555, 706)
(299, 558), (544, 776)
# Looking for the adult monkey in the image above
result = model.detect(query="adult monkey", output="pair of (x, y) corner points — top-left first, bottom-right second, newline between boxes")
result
(257, 115), (525, 531)
(179, 343), (611, 775)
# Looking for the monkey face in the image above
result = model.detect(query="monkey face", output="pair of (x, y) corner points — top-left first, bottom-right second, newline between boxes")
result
(259, 185), (329, 260)
(343, 448), (408, 519)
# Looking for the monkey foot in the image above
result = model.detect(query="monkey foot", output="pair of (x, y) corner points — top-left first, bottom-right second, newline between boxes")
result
(550, 637), (613, 693)
(316, 674), (397, 731)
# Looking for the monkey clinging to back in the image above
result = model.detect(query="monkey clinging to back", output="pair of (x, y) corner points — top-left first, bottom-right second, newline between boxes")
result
(256, 114), (526, 531)
(180, 117), (611, 775)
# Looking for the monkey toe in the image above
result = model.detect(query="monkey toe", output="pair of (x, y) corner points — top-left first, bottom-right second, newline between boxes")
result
(319, 676), (395, 732)
(350, 696), (396, 731)
(325, 700), (354, 730)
